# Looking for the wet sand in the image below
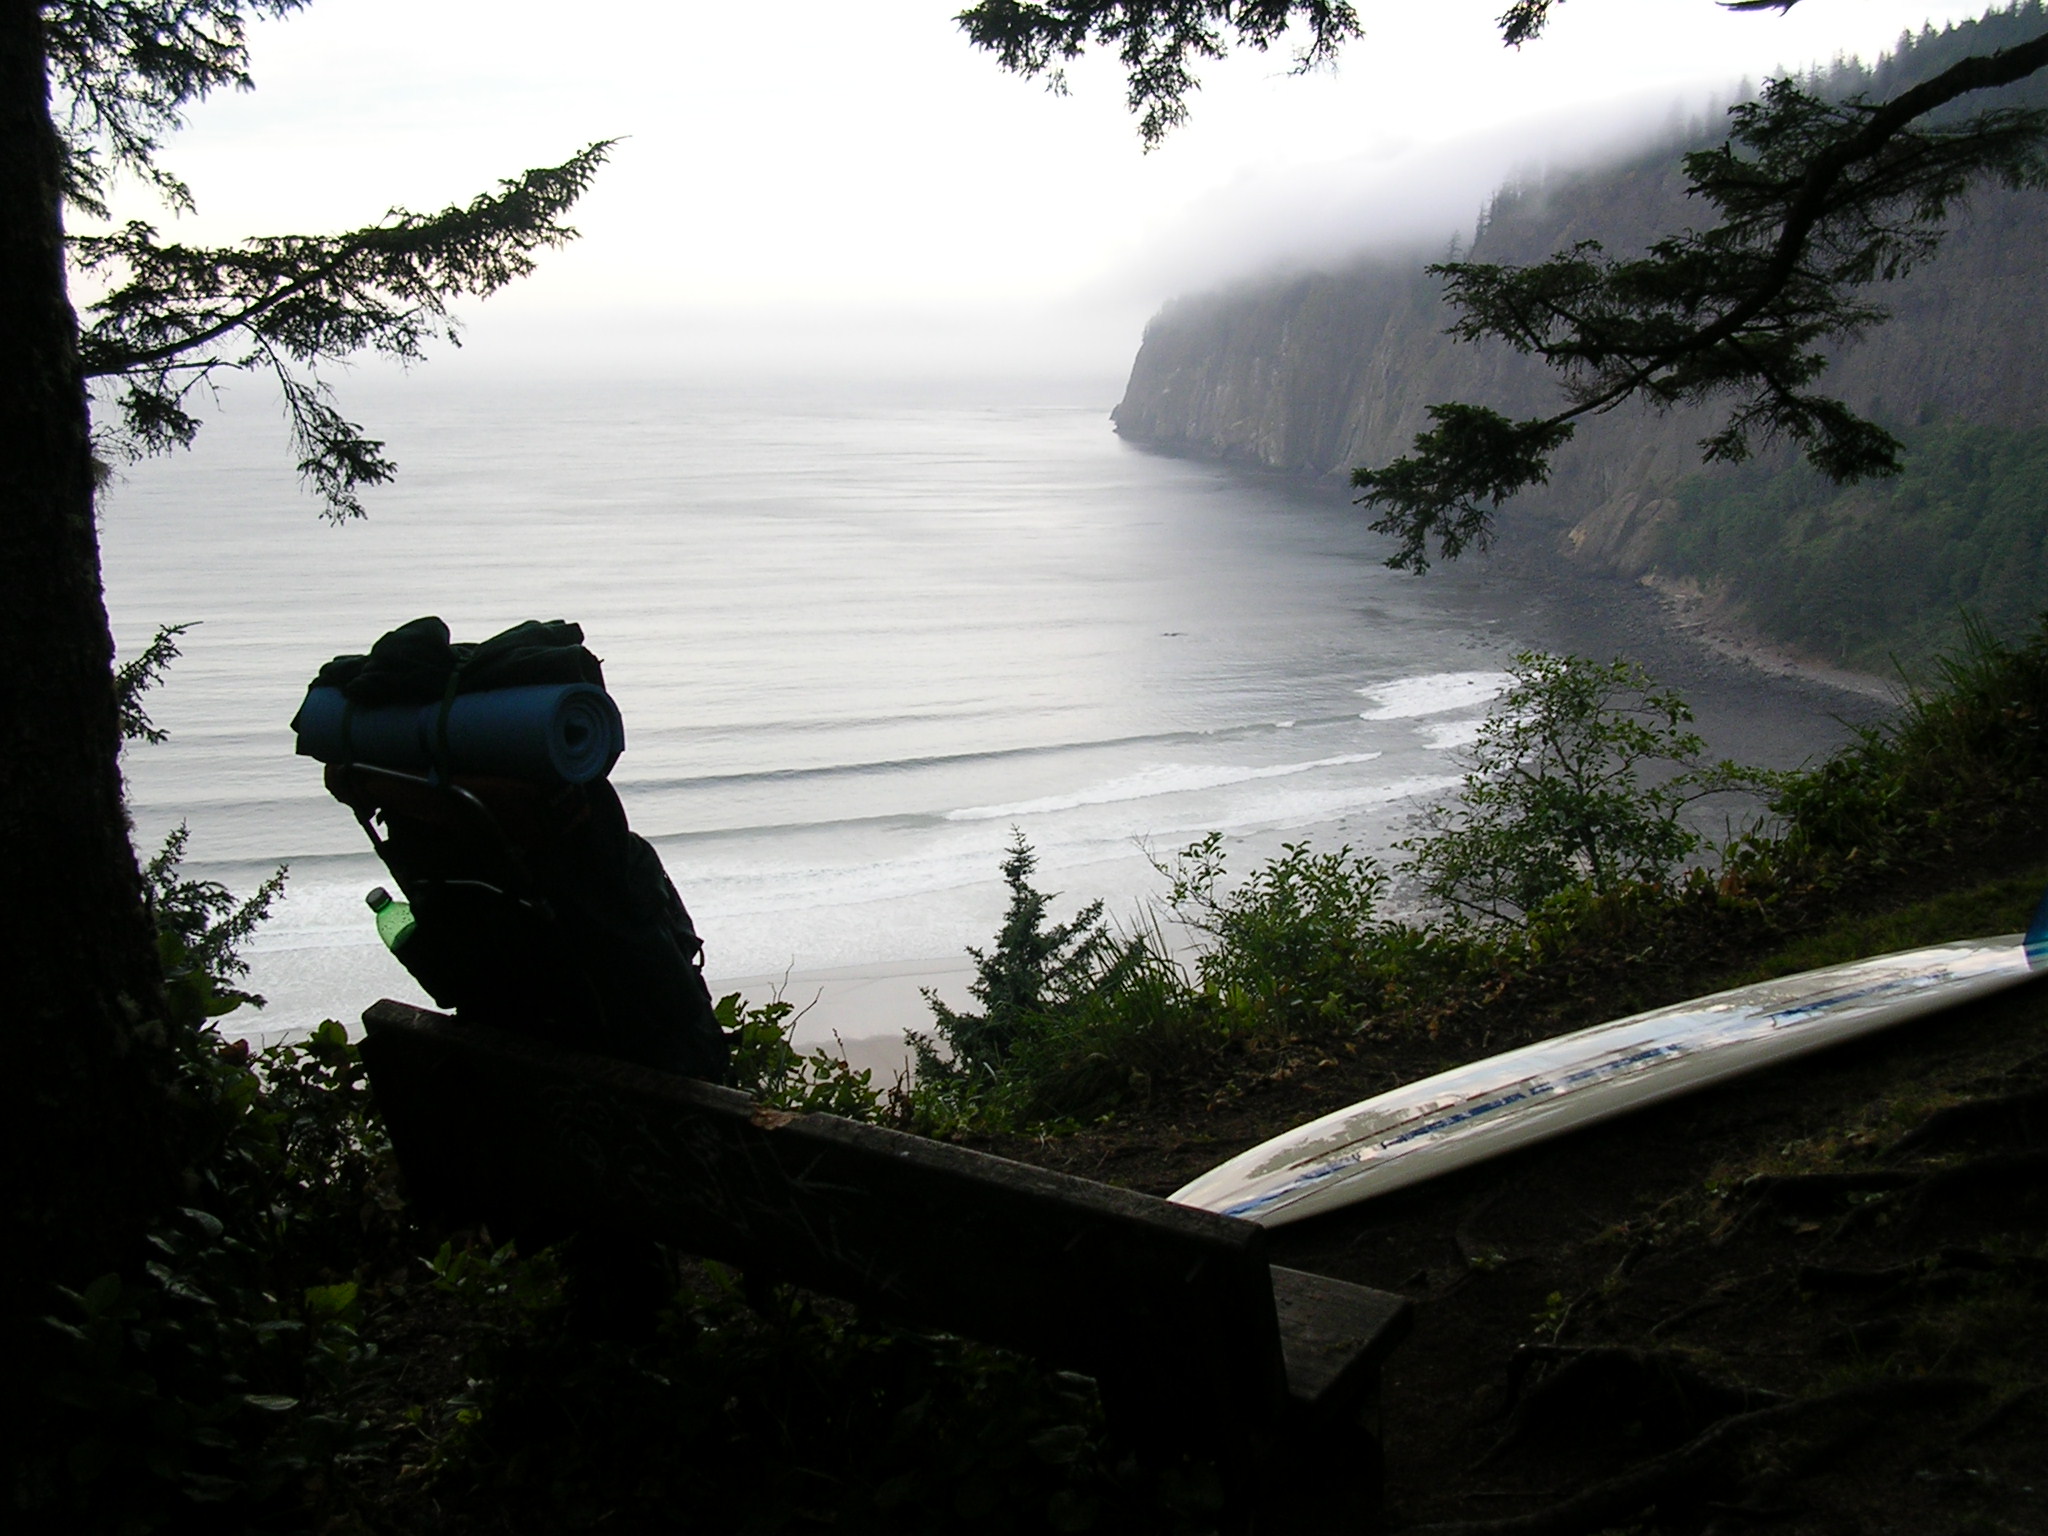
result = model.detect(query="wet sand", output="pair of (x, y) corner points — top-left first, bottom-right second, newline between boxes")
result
(706, 956), (975, 1083)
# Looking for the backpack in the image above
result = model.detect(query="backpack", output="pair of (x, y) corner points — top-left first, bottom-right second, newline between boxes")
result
(300, 617), (731, 1082)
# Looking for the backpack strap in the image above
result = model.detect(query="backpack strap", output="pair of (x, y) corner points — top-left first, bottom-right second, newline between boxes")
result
(429, 655), (472, 783)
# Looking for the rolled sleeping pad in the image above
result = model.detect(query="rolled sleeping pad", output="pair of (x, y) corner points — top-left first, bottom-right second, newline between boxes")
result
(292, 682), (625, 784)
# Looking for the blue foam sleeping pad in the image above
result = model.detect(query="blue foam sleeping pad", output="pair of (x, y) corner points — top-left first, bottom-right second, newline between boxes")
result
(293, 682), (625, 784)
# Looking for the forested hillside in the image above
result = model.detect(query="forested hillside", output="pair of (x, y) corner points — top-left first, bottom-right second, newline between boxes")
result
(1114, 4), (2048, 672)
(1659, 423), (2048, 672)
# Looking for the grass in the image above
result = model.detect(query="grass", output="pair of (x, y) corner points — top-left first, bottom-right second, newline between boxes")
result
(1718, 866), (2048, 988)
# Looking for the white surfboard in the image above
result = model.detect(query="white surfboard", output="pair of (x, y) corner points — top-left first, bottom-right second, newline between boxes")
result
(1172, 932), (2045, 1227)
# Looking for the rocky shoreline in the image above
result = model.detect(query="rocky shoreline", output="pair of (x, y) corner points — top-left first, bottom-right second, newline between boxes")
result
(1639, 570), (1898, 703)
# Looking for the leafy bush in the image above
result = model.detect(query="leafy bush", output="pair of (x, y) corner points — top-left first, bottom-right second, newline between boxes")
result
(1158, 833), (1391, 1028)
(34, 1022), (401, 1531)
(980, 939), (1209, 1124)
(422, 1257), (1190, 1534)
(1759, 613), (2048, 886)
(118, 622), (291, 1025)
(147, 823), (287, 1026)
(907, 630), (2048, 1131)
(1400, 652), (1778, 923)
(25, 629), (389, 1531)
(718, 989), (888, 1119)
(912, 832), (1427, 1127)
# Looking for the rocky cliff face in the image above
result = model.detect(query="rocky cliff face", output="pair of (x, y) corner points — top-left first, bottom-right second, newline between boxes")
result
(1113, 27), (2048, 584)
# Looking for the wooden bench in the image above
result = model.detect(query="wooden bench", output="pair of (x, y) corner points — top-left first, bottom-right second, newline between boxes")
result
(360, 1000), (1412, 1530)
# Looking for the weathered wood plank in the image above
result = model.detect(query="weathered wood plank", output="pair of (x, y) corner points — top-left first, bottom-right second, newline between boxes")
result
(361, 1000), (1292, 1440)
(1272, 1266), (1413, 1414)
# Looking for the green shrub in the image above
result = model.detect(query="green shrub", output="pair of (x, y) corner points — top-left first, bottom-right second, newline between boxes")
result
(1158, 833), (1391, 1029)
(118, 622), (290, 1026)
(1399, 652), (1779, 923)
(918, 832), (1154, 1078)
(718, 990), (888, 1119)
(423, 1256), (1203, 1534)
(1760, 613), (2048, 884)
(907, 624), (2048, 1132)
(24, 629), (407, 1529)
(913, 833), (1423, 1127)
(146, 824), (287, 1027)
(33, 1022), (399, 1531)
(989, 938), (1212, 1123)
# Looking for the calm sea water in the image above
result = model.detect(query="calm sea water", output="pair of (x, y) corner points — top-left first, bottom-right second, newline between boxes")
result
(99, 375), (1865, 1048)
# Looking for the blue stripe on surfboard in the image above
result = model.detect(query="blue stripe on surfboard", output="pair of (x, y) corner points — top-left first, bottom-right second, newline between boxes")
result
(2026, 886), (2048, 969)
(1215, 1041), (1691, 1219)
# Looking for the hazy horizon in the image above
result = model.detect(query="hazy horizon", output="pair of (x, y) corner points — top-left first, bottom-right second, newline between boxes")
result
(73, 1), (2004, 387)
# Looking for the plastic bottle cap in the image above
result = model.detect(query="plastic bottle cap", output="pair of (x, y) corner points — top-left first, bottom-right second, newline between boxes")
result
(366, 886), (393, 912)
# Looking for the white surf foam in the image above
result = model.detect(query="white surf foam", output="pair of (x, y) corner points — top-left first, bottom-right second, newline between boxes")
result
(1357, 671), (1511, 720)
(1419, 717), (1488, 751)
(944, 752), (1385, 821)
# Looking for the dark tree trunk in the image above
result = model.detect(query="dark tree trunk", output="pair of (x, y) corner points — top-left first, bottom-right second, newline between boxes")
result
(0, 0), (175, 1330)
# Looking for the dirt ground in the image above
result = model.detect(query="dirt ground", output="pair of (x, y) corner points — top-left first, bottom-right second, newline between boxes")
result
(988, 971), (2048, 1535)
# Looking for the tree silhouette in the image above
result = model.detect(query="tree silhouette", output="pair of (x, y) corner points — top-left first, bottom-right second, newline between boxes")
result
(1, 0), (603, 1330)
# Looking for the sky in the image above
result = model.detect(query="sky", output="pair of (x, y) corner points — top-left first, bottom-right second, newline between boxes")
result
(94, 0), (2009, 383)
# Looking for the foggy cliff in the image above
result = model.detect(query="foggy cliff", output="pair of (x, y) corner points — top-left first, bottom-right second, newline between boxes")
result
(1111, 11), (2048, 590)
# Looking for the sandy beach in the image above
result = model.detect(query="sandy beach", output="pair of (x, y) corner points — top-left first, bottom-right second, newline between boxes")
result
(708, 955), (977, 1084)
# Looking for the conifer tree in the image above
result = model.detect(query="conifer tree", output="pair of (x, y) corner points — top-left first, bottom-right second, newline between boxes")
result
(919, 831), (1136, 1079)
(1, 0), (604, 1327)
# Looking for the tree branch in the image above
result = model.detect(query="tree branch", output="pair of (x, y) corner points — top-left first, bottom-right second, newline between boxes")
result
(74, 143), (610, 516)
(1354, 26), (2048, 572)
(44, 0), (311, 215)
(956, 1), (1362, 145)
(79, 237), (353, 373)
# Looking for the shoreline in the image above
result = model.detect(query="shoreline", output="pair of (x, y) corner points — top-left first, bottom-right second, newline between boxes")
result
(1470, 515), (1900, 754)
(696, 540), (1900, 1064)
(229, 467), (1900, 1063)
(237, 533), (1893, 1064)
(1637, 571), (1898, 703)
(1266, 463), (1902, 723)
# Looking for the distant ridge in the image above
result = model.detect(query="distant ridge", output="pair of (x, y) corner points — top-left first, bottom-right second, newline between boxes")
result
(1113, 5), (2048, 603)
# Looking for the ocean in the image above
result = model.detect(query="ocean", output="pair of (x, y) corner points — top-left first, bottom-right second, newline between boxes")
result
(99, 374), (1875, 1061)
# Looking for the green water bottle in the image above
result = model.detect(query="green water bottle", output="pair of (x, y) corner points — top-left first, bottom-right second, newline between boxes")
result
(365, 886), (416, 954)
